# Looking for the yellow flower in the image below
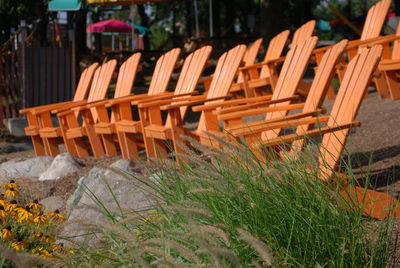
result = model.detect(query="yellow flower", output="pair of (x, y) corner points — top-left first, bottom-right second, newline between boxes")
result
(4, 180), (20, 190)
(53, 243), (66, 254)
(40, 250), (54, 259)
(27, 200), (43, 213)
(16, 207), (32, 223)
(4, 200), (18, 212)
(11, 238), (27, 251)
(0, 205), (6, 219)
(5, 187), (18, 198)
(33, 214), (47, 225)
(47, 209), (65, 221)
(1, 227), (13, 241)
(144, 217), (152, 223)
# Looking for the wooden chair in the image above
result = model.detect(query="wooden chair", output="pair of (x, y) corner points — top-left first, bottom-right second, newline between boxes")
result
(34, 59), (119, 157)
(220, 40), (348, 150)
(187, 37), (319, 149)
(242, 46), (400, 220)
(202, 38), (263, 91)
(19, 62), (100, 157)
(139, 44), (247, 158)
(376, 20), (400, 99)
(231, 21), (315, 98)
(52, 52), (146, 158)
(230, 30), (290, 98)
(90, 46), (211, 161)
(314, 0), (391, 98)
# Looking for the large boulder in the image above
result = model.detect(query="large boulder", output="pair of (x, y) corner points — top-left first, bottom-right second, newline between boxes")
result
(61, 159), (156, 244)
(39, 153), (80, 181)
(0, 156), (54, 183)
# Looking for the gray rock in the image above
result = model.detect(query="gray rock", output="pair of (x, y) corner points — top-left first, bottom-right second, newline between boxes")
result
(40, 196), (64, 213)
(61, 159), (155, 244)
(39, 153), (80, 181)
(0, 156), (54, 180)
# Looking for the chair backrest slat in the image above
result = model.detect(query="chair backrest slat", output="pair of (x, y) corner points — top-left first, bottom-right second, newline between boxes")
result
(237, 38), (263, 83)
(260, 30), (290, 78)
(87, 59), (117, 102)
(148, 48), (181, 95)
(114, 53), (142, 98)
(360, 0), (391, 41)
(164, 46), (213, 127)
(196, 45), (247, 133)
(261, 36), (318, 140)
(291, 20), (316, 46)
(72, 62), (99, 102)
(290, 40), (348, 151)
(319, 45), (383, 179)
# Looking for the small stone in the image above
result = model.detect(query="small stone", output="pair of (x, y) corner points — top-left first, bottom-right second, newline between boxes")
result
(0, 156), (54, 180)
(39, 153), (80, 181)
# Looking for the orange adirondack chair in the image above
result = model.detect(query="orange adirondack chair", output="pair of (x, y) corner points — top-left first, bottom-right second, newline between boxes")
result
(52, 52), (145, 158)
(35, 59), (118, 157)
(230, 30), (290, 98)
(376, 20), (400, 99)
(19, 62), (101, 157)
(139, 44), (247, 158)
(202, 38), (262, 91)
(88, 46), (211, 161)
(231, 21), (315, 98)
(314, 0), (391, 98)
(241, 46), (400, 220)
(187, 37), (319, 149)
(220, 40), (348, 150)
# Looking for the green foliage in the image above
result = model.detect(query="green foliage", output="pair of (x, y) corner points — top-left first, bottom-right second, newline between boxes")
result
(60, 137), (397, 267)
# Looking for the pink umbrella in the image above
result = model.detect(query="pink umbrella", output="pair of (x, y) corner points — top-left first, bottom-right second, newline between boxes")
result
(87, 19), (138, 33)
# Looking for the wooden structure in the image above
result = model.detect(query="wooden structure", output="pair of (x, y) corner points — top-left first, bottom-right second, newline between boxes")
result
(230, 20), (315, 98)
(222, 40), (348, 150)
(314, 0), (391, 98)
(140, 44), (247, 158)
(36, 59), (118, 157)
(54, 53), (144, 157)
(20, 62), (100, 156)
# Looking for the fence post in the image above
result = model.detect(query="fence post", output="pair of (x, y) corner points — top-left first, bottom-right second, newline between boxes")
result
(20, 28), (27, 111)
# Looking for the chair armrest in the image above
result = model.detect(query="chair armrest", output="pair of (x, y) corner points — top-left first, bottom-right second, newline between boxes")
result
(218, 103), (305, 121)
(19, 101), (75, 114)
(132, 91), (199, 105)
(192, 95), (276, 112)
(161, 95), (232, 110)
(138, 95), (204, 108)
(260, 120), (361, 147)
(227, 109), (327, 135)
(213, 95), (299, 115)
(47, 100), (89, 114)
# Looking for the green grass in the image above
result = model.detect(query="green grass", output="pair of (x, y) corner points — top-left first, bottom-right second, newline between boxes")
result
(59, 137), (398, 267)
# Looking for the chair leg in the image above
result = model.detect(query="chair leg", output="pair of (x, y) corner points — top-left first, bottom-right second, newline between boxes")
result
(384, 71), (400, 100)
(71, 138), (90, 158)
(84, 125), (105, 158)
(43, 137), (60, 157)
(101, 134), (118, 156)
(373, 71), (390, 99)
(340, 185), (400, 220)
(31, 135), (46, 156)
(117, 131), (139, 161)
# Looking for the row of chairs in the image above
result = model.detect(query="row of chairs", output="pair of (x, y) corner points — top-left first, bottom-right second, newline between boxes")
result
(20, 0), (400, 220)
